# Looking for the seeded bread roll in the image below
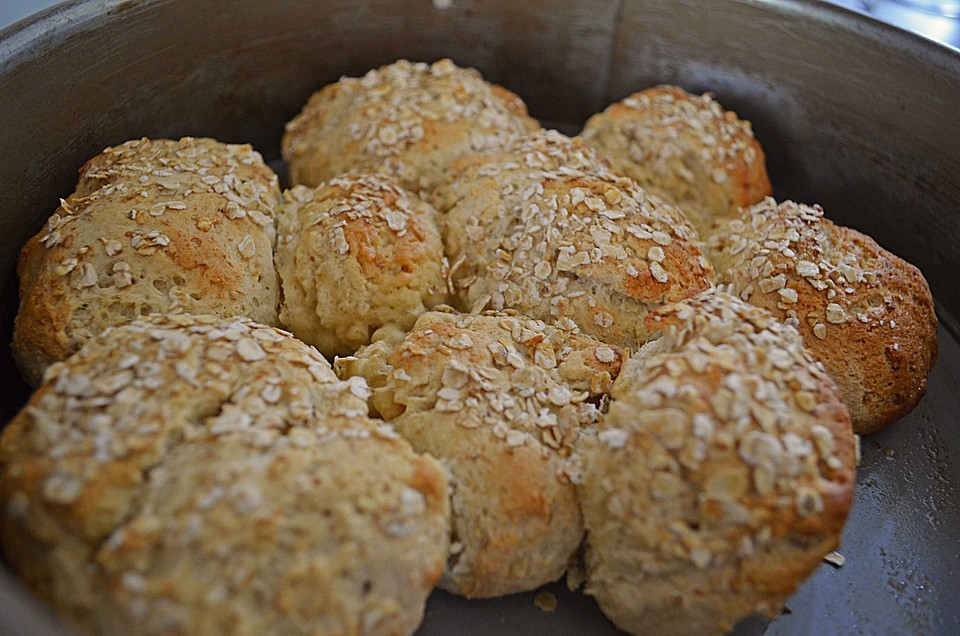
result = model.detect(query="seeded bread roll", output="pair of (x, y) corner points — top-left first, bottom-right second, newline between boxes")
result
(339, 310), (624, 598)
(276, 174), (449, 357)
(0, 314), (450, 636)
(432, 129), (715, 349)
(13, 137), (282, 387)
(707, 198), (938, 434)
(578, 291), (856, 636)
(282, 59), (540, 194)
(581, 85), (771, 236)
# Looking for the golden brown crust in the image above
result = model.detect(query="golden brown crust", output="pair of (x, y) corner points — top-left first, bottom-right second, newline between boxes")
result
(0, 314), (450, 636)
(432, 129), (716, 349)
(276, 174), (449, 357)
(281, 59), (540, 194)
(12, 137), (282, 387)
(581, 85), (771, 236)
(577, 291), (855, 636)
(707, 198), (938, 433)
(339, 309), (623, 598)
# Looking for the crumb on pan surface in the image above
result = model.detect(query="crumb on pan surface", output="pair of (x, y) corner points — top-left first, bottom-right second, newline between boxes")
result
(0, 314), (450, 636)
(578, 291), (856, 636)
(282, 58), (540, 194)
(276, 173), (449, 357)
(707, 197), (938, 434)
(534, 591), (558, 612)
(340, 309), (624, 598)
(13, 137), (282, 387)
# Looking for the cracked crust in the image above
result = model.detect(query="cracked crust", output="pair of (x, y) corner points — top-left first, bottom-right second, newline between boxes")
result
(339, 309), (623, 598)
(707, 198), (938, 433)
(12, 137), (282, 387)
(276, 174), (449, 357)
(578, 291), (855, 636)
(0, 314), (449, 636)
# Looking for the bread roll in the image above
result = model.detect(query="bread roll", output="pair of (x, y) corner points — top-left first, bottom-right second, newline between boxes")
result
(13, 137), (281, 386)
(340, 310), (624, 598)
(707, 198), (938, 433)
(432, 129), (715, 349)
(578, 291), (856, 636)
(0, 314), (450, 636)
(282, 59), (540, 194)
(581, 85), (771, 236)
(276, 174), (448, 357)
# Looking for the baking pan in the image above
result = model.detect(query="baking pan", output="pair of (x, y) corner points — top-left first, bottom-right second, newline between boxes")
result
(0, 0), (958, 634)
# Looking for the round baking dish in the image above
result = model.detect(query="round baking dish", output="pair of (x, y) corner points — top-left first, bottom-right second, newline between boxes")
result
(0, 1), (958, 634)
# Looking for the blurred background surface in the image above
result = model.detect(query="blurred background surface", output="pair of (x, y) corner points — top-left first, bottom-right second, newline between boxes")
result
(2, 1), (959, 49)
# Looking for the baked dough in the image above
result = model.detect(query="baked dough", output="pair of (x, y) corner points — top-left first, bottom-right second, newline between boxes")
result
(578, 291), (856, 636)
(3, 61), (939, 635)
(433, 129), (715, 349)
(707, 198), (938, 433)
(340, 309), (623, 598)
(275, 173), (448, 357)
(0, 314), (450, 636)
(13, 137), (281, 387)
(282, 59), (540, 194)
(581, 85), (771, 236)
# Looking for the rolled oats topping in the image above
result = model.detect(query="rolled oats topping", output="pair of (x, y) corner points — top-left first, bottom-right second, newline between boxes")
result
(578, 291), (855, 635)
(275, 172), (449, 357)
(283, 59), (539, 193)
(709, 199), (880, 338)
(581, 85), (771, 236)
(13, 137), (283, 387)
(341, 308), (624, 598)
(1, 315), (450, 636)
(707, 197), (937, 433)
(435, 129), (715, 349)
(346, 309), (624, 459)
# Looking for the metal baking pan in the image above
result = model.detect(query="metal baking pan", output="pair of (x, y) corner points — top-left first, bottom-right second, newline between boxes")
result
(0, 0), (957, 634)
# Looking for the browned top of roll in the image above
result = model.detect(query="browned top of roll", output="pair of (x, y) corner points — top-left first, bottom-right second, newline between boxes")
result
(276, 173), (449, 357)
(340, 309), (623, 598)
(282, 58), (540, 194)
(578, 291), (855, 636)
(707, 198), (938, 433)
(13, 137), (281, 386)
(581, 85), (771, 236)
(1, 313), (450, 636)
(433, 129), (715, 350)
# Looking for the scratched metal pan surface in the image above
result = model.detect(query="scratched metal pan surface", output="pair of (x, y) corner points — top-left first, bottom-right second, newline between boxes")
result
(0, 0), (957, 634)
